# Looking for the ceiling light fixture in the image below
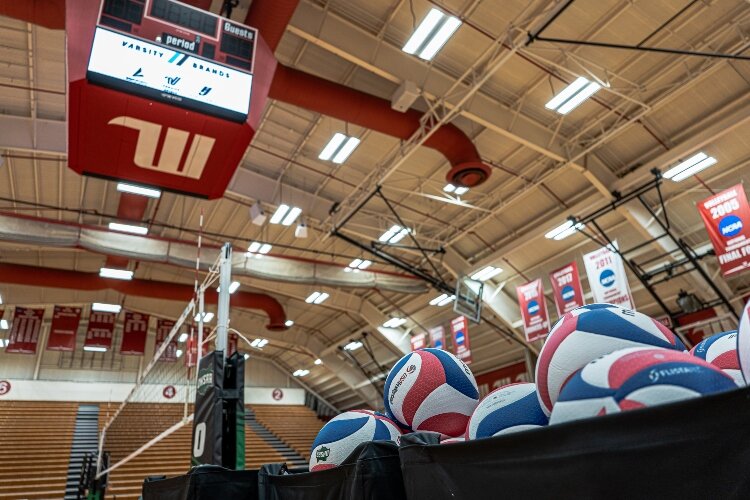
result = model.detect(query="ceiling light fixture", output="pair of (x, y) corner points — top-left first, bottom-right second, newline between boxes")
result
(176, 349), (183, 358)
(319, 133), (361, 164)
(383, 317), (407, 328)
(293, 369), (310, 377)
(285, 320), (294, 327)
(228, 281), (241, 294)
(269, 204), (302, 226)
(378, 225), (411, 244)
(305, 291), (329, 304)
(244, 353), (250, 360)
(99, 268), (134, 280)
(83, 346), (107, 352)
(545, 76), (601, 115)
(0, 319), (8, 330)
(403, 8), (462, 61)
(314, 358), (322, 365)
(92, 303), (121, 313)
(444, 184), (469, 195)
(247, 241), (272, 258)
(663, 152), (718, 182)
(178, 332), (188, 343)
(470, 266), (503, 282)
(116, 182), (161, 199)
(0, 293), (3, 304)
(544, 220), (585, 241)
(108, 222), (148, 235)
(429, 294), (455, 306)
(343, 340), (363, 351)
(194, 312), (215, 322)
(346, 258), (372, 272)
(250, 338), (269, 348)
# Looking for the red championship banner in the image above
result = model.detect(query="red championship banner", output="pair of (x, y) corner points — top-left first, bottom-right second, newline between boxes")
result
(121, 311), (149, 355)
(516, 279), (550, 343)
(429, 326), (446, 350)
(156, 319), (177, 362)
(228, 332), (238, 357)
(410, 332), (428, 351)
(475, 361), (530, 397)
(6, 307), (44, 354)
(185, 330), (200, 368)
(549, 261), (586, 317)
(47, 306), (82, 352)
(697, 184), (750, 277)
(85, 311), (116, 349)
(450, 316), (472, 364)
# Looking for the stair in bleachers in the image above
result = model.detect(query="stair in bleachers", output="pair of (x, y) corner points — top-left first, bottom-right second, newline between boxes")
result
(250, 404), (326, 461)
(245, 408), (308, 467)
(64, 404), (100, 499)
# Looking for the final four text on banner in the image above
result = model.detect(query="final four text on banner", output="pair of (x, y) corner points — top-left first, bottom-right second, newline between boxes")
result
(84, 311), (116, 350)
(583, 241), (635, 309)
(6, 307), (44, 354)
(450, 316), (472, 363)
(410, 333), (428, 351)
(515, 279), (550, 343)
(120, 311), (149, 355)
(697, 184), (750, 277)
(156, 319), (177, 362)
(47, 306), (82, 352)
(429, 326), (446, 350)
(549, 262), (586, 317)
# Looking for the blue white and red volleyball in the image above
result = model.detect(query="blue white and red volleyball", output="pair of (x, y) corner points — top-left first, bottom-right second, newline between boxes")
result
(738, 301), (750, 385)
(550, 347), (737, 425)
(466, 383), (548, 440)
(383, 348), (479, 437)
(309, 410), (401, 471)
(690, 330), (745, 386)
(535, 303), (686, 416)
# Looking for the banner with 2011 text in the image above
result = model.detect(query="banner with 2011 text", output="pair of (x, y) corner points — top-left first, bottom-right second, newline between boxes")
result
(583, 241), (635, 309)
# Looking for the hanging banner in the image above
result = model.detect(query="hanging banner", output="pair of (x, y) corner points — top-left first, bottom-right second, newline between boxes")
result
(121, 311), (149, 355)
(228, 332), (238, 357)
(450, 316), (472, 364)
(410, 333), (428, 351)
(583, 241), (635, 309)
(697, 184), (750, 277)
(185, 328), (206, 368)
(475, 361), (530, 397)
(47, 306), (82, 352)
(429, 326), (446, 350)
(516, 279), (550, 343)
(156, 319), (178, 362)
(85, 311), (116, 349)
(549, 262), (586, 317)
(6, 307), (44, 354)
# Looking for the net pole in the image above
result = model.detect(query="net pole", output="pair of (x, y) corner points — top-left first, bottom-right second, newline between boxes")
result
(215, 243), (232, 356)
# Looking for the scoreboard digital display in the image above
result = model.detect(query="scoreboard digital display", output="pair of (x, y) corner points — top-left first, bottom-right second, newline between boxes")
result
(87, 27), (253, 122)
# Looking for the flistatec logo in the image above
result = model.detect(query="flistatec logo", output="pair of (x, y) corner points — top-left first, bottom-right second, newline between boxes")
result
(719, 215), (743, 238)
(599, 269), (615, 288)
(406, 364), (416, 374)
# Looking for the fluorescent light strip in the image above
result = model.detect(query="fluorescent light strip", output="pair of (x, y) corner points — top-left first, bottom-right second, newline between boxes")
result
(670, 156), (718, 182)
(357, 260), (371, 270)
(248, 241), (261, 253)
(319, 133), (347, 161)
(305, 292), (321, 304)
(116, 182), (161, 199)
(383, 317), (407, 328)
(470, 266), (502, 282)
(314, 358), (322, 365)
(285, 320), (294, 327)
(176, 349), (183, 358)
(84, 346), (107, 352)
(0, 293), (3, 304)
(349, 258), (363, 269)
(344, 340), (363, 351)
(379, 225), (401, 242)
(0, 319), (9, 330)
(553, 223), (585, 241)
(281, 207), (302, 226)
(443, 184), (456, 193)
(313, 292), (330, 305)
(270, 204), (290, 224)
(332, 137), (361, 164)
(403, 9), (444, 55)
(663, 152), (717, 181)
(99, 268), (134, 280)
(454, 186), (469, 195)
(556, 82), (601, 115)
(92, 303), (121, 313)
(437, 295), (455, 307)
(178, 333), (188, 343)
(545, 77), (589, 110)
(544, 220), (574, 240)
(108, 222), (148, 235)
(389, 228), (410, 244)
(228, 281), (241, 294)
(418, 15), (461, 60)
(429, 294), (448, 306)
(259, 244), (272, 254)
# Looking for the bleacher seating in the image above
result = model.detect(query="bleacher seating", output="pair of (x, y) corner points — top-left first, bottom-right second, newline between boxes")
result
(250, 404), (325, 459)
(100, 403), (302, 498)
(0, 401), (79, 499)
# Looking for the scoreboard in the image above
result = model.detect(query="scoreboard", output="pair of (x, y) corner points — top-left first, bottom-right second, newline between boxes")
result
(88, 0), (258, 122)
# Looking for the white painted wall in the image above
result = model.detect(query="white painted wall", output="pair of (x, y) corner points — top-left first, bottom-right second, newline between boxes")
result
(0, 379), (305, 405)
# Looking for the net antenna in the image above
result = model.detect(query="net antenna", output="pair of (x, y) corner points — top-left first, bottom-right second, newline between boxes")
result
(95, 244), (230, 480)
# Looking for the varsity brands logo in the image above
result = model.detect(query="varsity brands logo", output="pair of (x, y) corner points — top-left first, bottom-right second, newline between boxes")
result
(132, 68), (144, 77)
(197, 368), (213, 396)
(199, 86), (212, 96)
(316, 446), (330, 462)
(165, 75), (181, 86)
(389, 365), (416, 404)
(223, 21), (255, 40)
(561, 285), (575, 302)
(648, 365), (701, 383)
(719, 215), (743, 238)
(527, 300), (540, 315)
(108, 116), (215, 179)
(599, 269), (616, 288)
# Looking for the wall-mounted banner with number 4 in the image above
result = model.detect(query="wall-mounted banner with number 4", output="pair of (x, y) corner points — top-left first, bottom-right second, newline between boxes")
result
(583, 241), (635, 310)
(697, 184), (750, 277)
